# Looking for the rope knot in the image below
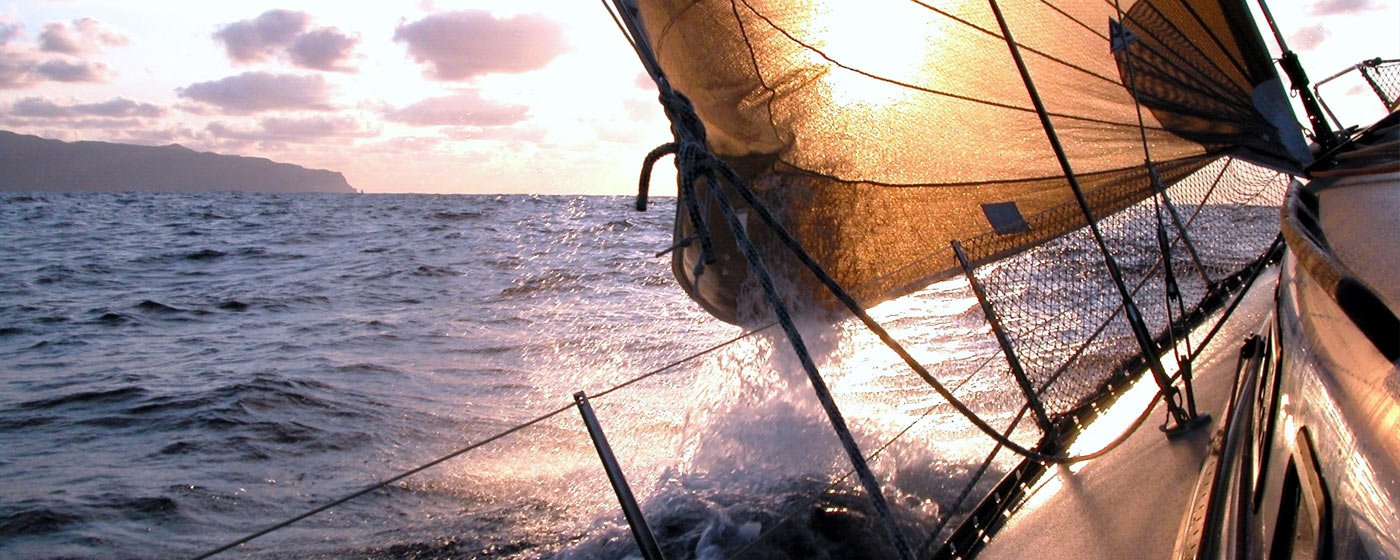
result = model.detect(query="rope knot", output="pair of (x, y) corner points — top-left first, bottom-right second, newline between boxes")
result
(636, 86), (723, 278)
(659, 88), (707, 146)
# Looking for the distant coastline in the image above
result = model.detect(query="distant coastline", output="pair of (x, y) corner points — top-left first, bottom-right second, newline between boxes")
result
(0, 130), (355, 194)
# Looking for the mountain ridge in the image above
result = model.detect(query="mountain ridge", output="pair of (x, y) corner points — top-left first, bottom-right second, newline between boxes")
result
(0, 130), (356, 194)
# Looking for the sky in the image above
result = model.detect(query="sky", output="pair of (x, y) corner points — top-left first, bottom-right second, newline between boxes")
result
(0, 1), (1395, 194)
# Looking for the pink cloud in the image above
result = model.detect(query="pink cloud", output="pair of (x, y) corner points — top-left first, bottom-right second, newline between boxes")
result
(0, 21), (21, 46)
(393, 11), (566, 81)
(384, 90), (528, 126)
(0, 55), (37, 88)
(1287, 24), (1331, 50)
(35, 59), (111, 83)
(38, 18), (128, 55)
(214, 10), (310, 63)
(178, 72), (333, 114)
(214, 10), (358, 72)
(1309, 0), (1383, 15)
(288, 29), (358, 72)
(8, 97), (165, 118)
(206, 114), (378, 143)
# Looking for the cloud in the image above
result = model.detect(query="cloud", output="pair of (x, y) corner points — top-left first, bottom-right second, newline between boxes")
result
(1, 20), (117, 88)
(1287, 24), (1331, 50)
(35, 59), (111, 82)
(214, 10), (358, 72)
(393, 11), (566, 80)
(0, 21), (21, 46)
(8, 96), (164, 118)
(38, 18), (129, 55)
(1309, 0), (1383, 15)
(384, 91), (528, 127)
(178, 72), (333, 114)
(0, 56), (37, 88)
(206, 114), (379, 143)
(214, 10), (310, 63)
(288, 29), (358, 72)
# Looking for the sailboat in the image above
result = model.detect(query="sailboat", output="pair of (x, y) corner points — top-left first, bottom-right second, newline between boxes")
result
(599, 0), (1399, 558)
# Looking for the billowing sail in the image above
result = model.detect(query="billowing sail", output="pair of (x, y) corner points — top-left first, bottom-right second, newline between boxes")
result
(633, 0), (1308, 323)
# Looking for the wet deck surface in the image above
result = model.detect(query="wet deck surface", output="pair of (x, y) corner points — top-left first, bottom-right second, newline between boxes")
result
(976, 277), (1276, 559)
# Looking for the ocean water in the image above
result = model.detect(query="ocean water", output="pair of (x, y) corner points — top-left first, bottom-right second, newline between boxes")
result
(1, 191), (1029, 559)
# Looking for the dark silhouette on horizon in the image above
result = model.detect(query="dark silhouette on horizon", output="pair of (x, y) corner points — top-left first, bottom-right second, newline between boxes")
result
(0, 130), (355, 193)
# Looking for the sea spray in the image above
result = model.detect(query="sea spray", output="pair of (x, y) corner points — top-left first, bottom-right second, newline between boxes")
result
(0, 192), (1060, 559)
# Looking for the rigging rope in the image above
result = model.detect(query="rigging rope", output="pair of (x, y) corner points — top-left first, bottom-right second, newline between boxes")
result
(638, 85), (1208, 469)
(186, 325), (765, 559)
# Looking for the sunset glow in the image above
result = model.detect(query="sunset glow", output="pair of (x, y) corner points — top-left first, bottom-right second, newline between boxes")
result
(0, 1), (1393, 194)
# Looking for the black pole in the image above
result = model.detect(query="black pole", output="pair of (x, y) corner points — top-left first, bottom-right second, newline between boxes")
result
(575, 392), (666, 560)
(986, 0), (1199, 433)
(953, 240), (1055, 435)
(1113, 2), (1206, 416)
(1252, 0), (1339, 149)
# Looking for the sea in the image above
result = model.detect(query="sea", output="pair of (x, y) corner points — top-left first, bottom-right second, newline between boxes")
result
(0, 191), (1095, 559)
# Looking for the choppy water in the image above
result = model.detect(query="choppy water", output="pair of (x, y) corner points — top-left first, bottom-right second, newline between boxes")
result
(2, 191), (1030, 560)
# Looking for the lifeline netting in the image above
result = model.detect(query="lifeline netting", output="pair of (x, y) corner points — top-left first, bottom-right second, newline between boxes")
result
(635, 0), (1308, 324)
(1362, 59), (1400, 108)
(961, 156), (1288, 418)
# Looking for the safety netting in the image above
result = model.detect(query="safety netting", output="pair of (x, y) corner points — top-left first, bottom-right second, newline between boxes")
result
(958, 156), (1288, 419)
(1361, 59), (1400, 109)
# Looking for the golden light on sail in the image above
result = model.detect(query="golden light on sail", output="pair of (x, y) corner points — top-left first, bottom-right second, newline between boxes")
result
(801, 1), (955, 109)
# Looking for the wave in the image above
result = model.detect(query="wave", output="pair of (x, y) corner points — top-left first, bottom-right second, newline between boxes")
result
(428, 210), (484, 221)
(183, 249), (227, 260)
(134, 300), (186, 313)
(217, 300), (249, 311)
(0, 508), (82, 539)
(18, 386), (149, 411)
(410, 264), (461, 277)
(498, 269), (589, 298)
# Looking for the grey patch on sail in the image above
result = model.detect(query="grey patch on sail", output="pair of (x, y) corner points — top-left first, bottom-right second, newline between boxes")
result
(981, 202), (1030, 235)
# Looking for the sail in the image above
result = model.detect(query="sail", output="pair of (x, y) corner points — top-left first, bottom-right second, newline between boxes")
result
(633, 0), (1308, 323)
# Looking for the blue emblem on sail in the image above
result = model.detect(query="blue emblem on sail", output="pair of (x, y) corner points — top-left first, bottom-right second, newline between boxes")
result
(1109, 18), (1139, 53)
(981, 202), (1030, 235)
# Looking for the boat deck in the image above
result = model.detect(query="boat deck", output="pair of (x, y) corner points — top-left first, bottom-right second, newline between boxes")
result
(1313, 122), (1400, 312)
(976, 277), (1277, 559)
